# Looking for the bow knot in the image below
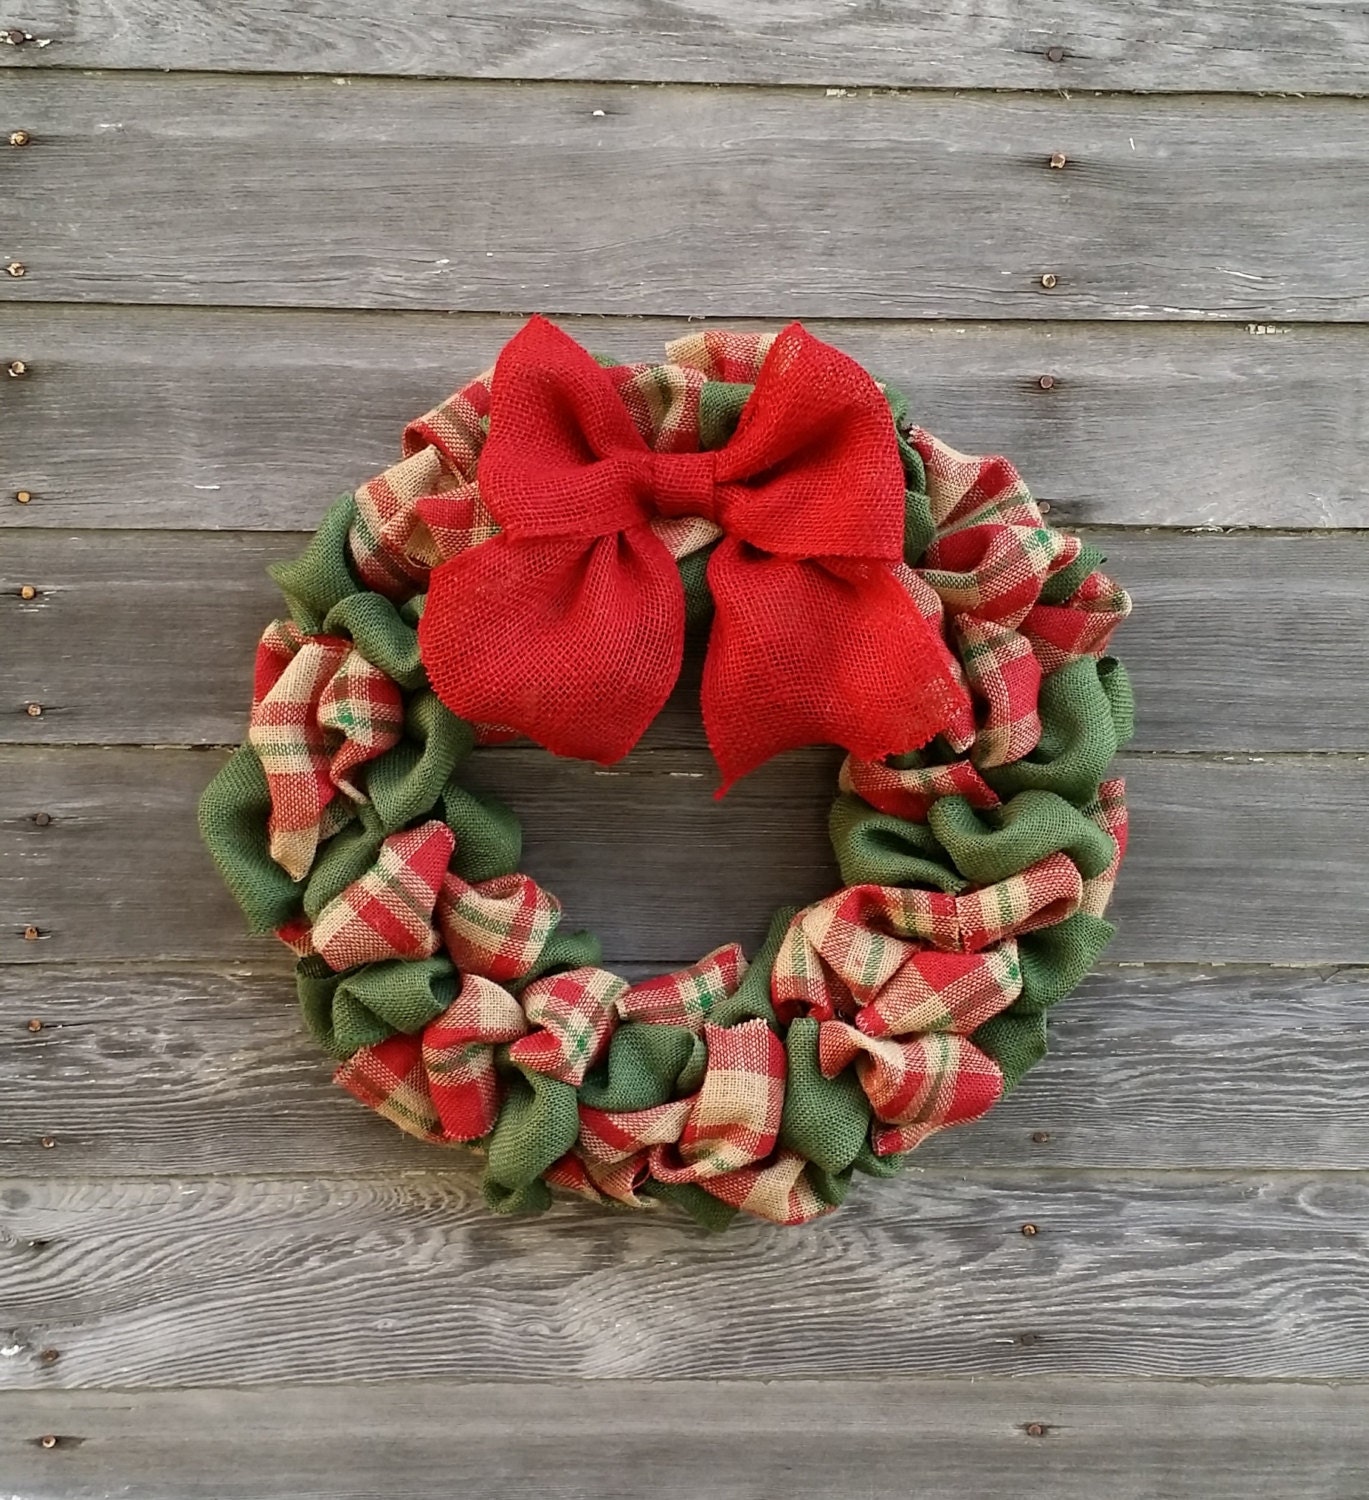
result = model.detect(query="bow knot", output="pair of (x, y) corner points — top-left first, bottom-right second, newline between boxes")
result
(650, 449), (720, 524)
(418, 316), (970, 790)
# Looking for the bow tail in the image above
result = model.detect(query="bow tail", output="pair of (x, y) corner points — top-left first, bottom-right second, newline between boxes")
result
(419, 528), (685, 764)
(702, 541), (971, 792)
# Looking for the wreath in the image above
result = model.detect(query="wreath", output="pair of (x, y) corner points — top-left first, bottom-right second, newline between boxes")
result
(200, 317), (1132, 1230)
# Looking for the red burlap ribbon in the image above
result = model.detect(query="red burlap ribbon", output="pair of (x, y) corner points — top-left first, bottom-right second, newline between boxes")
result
(419, 316), (970, 790)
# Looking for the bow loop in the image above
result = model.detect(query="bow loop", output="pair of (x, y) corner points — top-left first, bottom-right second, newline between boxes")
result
(713, 321), (908, 559)
(480, 315), (656, 541)
(418, 317), (972, 785)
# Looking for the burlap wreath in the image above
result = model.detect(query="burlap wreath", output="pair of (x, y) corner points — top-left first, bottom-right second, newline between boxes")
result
(200, 320), (1132, 1230)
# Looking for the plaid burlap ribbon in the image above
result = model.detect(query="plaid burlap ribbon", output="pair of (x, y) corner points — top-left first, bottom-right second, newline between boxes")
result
(568, 1014), (809, 1221)
(1081, 779), (1130, 916)
(617, 943), (749, 1027)
(309, 821), (454, 971)
(436, 871), (563, 983)
(840, 754), (1000, 823)
(248, 621), (404, 879)
(336, 971), (530, 1143)
(649, 1020), (787, 1181)
(510, 967), (626, 1086)
(817, 1025), (1004, 1155)
(772, 855), (1082, 1026)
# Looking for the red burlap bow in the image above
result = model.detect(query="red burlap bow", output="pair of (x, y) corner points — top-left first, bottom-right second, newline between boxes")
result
(419, 316), (971, 789)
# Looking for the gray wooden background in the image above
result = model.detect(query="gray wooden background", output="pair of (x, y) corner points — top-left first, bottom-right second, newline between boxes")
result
(3, 6), (1368, 1496)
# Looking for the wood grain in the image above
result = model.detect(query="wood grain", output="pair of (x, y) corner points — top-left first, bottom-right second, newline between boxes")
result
(4, 1169), (1369, 1386)
(5, 529), (1364, 751)
(3, 1377), (1367, 1499)
(4, 0), (1369, 94)
(4, 963), (1368, 1177)
(5, 307), (1368, 531)
(2, 746), (1367, 966)
(6, 77), (1369, 319)
(1, 0), (1365, 1478)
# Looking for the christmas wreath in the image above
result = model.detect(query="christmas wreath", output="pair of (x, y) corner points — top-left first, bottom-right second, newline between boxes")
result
(200, 317), (1132, 1229)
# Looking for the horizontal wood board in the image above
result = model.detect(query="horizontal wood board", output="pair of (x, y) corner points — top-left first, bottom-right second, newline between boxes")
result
(3, 1378), (1368, 1499)
(5, 308), (1369, 530)
(5, 529), (1364, 750)
(3, 0), (1369, 93)
(5, 79), (1369, 319)
(2, 746), (1367, 966)
(4, 1169), (1369, 1385)
(4, 963), (1368, 1176)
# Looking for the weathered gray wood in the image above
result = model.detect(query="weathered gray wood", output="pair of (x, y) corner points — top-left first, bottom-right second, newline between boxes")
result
(2, 743), (840, 964)
(5, 528), (1364, 751)
(4, 1169), (1369, 1385)
(6, 77), (1369, 320)
(4, 0), (1369, 94)
(4, 964), (1367, 1177)
(1, 747), (1367, 965)
(0, 6), (1362, 1481)
(1, 531), (269, 748)
(1102, 532), (1369, 750)
(5, 307), (1368, 531)
(3, 1377), (1367, 1499)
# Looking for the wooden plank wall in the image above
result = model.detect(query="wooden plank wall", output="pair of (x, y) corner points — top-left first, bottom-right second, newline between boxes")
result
(3, 7), (1368, 1496)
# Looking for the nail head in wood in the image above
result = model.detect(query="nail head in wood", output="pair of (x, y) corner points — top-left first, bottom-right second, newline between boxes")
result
(23, 925), (41, 940)
(19, 584), (37, 600)
(25, 702), (43, 716)
(8, 128), (30, 147)
(39, 1346), (60, 1362)
(27, 1018), (43, 1032)
(1037, 374), (1056, 390)
(39, 1136), (56, 1149)
(1040, 272), (1058, 290)
(39, 1434), (59, 1449)
(1025, 1423), (1048, 1438)
(33, 811), (52, 825)
(4, 28), (25, 45)
(1031, 1130), (1051, 1142)
(1045, 46), (1066, 62)
(5, 261), (27, 278)
(1021, 1222), (1039, 1236)
(7, 359), (28, 377)
(1049, 152), (1067, 170)
(15, 490), (33, 504)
